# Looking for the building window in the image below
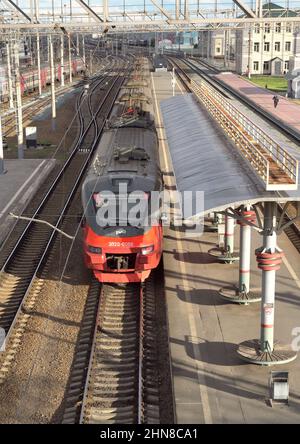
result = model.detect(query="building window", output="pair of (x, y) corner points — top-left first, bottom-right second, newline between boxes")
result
(284, 61), (289, 70)
(264, 23), (271, 33)
(286, 23), (292, 33)
(263, 61), (270, 72)
(254, 24), (260, 33)
(216, 47), (221, 53)
(253, 61), (259, 71)
(264, 42), (270, 51)
(254, 42), (259, 52)
(285, 41), (291, 51)
(275, 42), (280, 51)
(275, 23), (281, 33)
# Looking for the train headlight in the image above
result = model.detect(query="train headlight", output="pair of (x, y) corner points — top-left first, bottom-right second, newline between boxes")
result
(87, 245), (102, 254)
(141, 245), (154, 255)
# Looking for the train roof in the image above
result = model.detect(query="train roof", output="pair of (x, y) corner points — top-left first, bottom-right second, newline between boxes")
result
(83, 117), (159, 195)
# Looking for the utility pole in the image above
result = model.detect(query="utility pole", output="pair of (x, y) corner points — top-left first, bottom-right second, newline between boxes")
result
(60, 34), (65, 87)
(82, 34), (86, 68)
(76, 33), (79, 56)
(171, 67), (176, 97)
(248, 26), (252, 79)
(6, 41), (14, 109)
(14, 42), (24, 159)
(207, 30), (210, 62)
(89, 50), (93, 74)
(49, 34), (56, 119)
(36, 32), (42, 96)
(68, 33), (72, 83)
(0, 116), (4, 175)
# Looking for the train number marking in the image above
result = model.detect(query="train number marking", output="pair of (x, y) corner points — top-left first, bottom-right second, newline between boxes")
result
(108, 242), (134, 247)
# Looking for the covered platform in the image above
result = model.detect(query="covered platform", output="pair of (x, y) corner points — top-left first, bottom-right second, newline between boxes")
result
(160, 93), (300, 212)
(151, 68), (300, 423)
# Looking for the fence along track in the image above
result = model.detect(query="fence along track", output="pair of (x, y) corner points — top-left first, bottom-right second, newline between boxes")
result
(170, 57), (298, 192)
(172, 57), (300, 257)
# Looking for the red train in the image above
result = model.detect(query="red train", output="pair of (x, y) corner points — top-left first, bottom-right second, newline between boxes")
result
(0, 58), (84, 102)
(81, 110), (163, 283)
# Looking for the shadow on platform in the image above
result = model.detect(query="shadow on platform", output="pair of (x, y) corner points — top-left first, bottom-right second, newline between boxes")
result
(175, 286), (227, 306)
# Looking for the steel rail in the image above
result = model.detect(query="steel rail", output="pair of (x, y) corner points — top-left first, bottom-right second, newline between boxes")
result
(0, 58), (120, 264)
(0, 67), (128, 347)
(186, 56), (300, 144)
(0, 74), (115, 271)
(1, 56), (112, 137)
(79, 283), (142, 424)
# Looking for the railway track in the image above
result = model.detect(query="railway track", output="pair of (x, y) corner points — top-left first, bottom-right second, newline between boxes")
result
(69, 278), (160, 424)
(0, 57), (120, 264)
(178, 55), (300, 143)
(0, 61), (130, 377)
(169, 56), (300, 253)
(2, 84), (78, 138)
(1, 56), (112, 138)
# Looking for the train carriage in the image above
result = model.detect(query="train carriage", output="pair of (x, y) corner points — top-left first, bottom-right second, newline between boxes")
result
(81, 110), (163, 283)
(0, 57), (84, 102)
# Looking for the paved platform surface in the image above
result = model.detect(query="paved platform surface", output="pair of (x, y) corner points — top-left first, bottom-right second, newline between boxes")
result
(0, 159), (55, 247)
(215, 72), (300, 137)
(189, 59), (300, 177)
(151, 69), (300, 424)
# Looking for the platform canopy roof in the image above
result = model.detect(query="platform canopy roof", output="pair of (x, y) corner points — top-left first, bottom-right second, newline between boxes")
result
(160, 94), (300, 218)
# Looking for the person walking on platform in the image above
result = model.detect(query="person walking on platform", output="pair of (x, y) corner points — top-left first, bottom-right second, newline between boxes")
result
(273, 95), (279, 108)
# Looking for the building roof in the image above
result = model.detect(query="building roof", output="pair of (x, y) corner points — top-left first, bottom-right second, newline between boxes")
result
(262, 2), (297, 17)
(238, 2), (298, 19)
(160, 93), (300, 218)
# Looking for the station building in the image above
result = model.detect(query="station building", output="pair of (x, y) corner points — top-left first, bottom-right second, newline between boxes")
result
(198, 2), (299, 75)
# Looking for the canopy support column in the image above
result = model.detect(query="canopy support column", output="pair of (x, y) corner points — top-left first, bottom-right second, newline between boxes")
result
(209, 209), (239, 263)
(237, 202), (297, 365)
(219, 206), (261, 304)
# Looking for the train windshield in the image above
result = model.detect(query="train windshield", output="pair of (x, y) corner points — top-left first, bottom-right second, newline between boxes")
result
(86, 191), (156, 237)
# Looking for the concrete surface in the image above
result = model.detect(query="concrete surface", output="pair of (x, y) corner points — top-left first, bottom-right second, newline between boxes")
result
(0, 158), (55, 247)
(151, 69), (300, 424)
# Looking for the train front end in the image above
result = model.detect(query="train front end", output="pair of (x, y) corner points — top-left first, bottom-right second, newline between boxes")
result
(81, 133), (163, 283)
(83, 222), (162, 283)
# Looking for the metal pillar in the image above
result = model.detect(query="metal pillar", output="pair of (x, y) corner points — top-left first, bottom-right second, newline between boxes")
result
(82, 34), (86, 68)
(248, 26), (252, 79)
(76, 33), (79, 56)
(6, 42), (14, 109)
(89, 50), (93, 74)
(237, 202), (297, 365)
(175, 0), (180, 20)
(68, 33), (72, 83)
(239, 215), (252, 294)
(0, 117), (4, 175)
(260, 202), (278, 352)
(60, 34), (65, 87)
(209, 209), (239, 263)
(219, 206), (261, 304)
(14, 42), (24, 159)
(225, 213), (235, 253)
(36, 32), (42, 96)
(49, 35), (56, 119)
